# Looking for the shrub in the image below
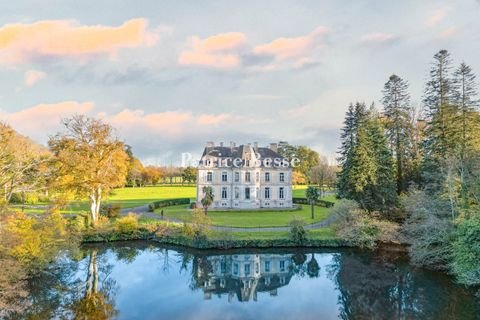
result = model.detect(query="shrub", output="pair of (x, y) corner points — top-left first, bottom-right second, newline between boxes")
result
(147, 198), (191, 212)
(402, 191), (453, 270)
(292, 197), (335, 208)
(100, 203), (122, 218)
(333, 199), (401, 249)
(451, 215), (480, 286)
(115, 214), (139, 233)
(9, 192), (40, 205)
(289, 217), (307, 244)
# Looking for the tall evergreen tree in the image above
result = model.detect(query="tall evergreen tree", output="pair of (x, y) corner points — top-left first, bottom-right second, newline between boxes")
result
(338, 103), (396, 213)
(423, 49), (459, 160)
(422, 50), (459, 194)
(453, 62), (480, 208)
(381, 74), (414, 194)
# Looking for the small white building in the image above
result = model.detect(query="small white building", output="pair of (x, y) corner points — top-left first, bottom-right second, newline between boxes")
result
(196, 142), (293, 209)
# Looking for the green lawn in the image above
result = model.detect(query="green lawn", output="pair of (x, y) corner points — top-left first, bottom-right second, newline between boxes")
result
(21, 186), (196, 214)
(154, 204), (331, 228)
(219, 227), (337, 240)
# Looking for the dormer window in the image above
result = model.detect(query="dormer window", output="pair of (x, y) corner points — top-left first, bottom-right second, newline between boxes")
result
(206, 159), (211, 166)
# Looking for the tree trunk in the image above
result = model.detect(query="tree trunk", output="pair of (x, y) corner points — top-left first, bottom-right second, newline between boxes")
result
(311, 203), (314, 220)
(89, 187), (102, 227)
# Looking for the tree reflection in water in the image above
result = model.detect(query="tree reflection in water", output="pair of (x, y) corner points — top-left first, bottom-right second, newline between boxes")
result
(327, 249), (479, 320)
(10, 243), (480, 320)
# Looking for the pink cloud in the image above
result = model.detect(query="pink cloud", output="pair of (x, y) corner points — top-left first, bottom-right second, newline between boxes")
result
(425, 8), (448, 27)
(0, 18), (161, 65)
(439, 27), (458, 39)
(24, 69), (46, 86)
(0, 101), (94, 137)
(178, 32), (247, 69)
(253, 26), (328, 70)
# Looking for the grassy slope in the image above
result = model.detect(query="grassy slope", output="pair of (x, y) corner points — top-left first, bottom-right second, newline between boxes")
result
(154, 204), (331, 228)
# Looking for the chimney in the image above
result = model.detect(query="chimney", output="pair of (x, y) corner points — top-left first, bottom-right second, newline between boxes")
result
(269, 143), (278, 152)
(230, 141), (236, 150)
(253, 142), (258, 152)
(206, 141), (214, 152)
(220, 142), (224, 147)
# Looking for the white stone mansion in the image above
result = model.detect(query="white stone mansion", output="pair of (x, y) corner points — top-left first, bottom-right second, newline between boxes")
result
(196, 142), (293, 209)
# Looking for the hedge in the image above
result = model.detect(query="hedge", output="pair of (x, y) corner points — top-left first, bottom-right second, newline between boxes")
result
(292, 197), (335, 208)
(148, 198), (191, 212)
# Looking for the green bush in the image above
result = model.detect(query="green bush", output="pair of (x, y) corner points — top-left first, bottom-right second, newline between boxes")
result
(115, 214), (139, 233)
(100, 203), (122, 218)
(292, 197), (334, 208)
(289, 218), (307, 244)
(451, 215), (480, 286)
(9, 192), (40, 205)
(147, 198), (191, 212)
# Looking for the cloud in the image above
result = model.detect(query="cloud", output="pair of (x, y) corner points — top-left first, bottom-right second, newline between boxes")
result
(0, 101), (94, 138)
(439, 27), (458, 39)
(360, 32), (399, 44)
(0, 18), (162, 65)
(24, 69), (46, 86)
(253, 26), (328, 70)
(178, 32), (247, 69)
(425, 8), (448, 27)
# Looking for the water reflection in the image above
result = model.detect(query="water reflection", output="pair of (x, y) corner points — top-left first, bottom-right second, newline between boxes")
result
(11, 242), (480, 320)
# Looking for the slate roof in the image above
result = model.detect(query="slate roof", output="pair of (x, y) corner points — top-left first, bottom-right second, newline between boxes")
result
(201, 145), (284, 160)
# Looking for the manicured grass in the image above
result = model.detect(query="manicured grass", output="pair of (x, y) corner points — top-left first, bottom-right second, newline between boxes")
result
(155, 204), (331, 228)
(292, 185), (338, 203)
(21, 186), (196, 214)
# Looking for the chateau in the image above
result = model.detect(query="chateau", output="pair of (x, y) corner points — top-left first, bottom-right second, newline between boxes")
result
(197, 142), (293, 209)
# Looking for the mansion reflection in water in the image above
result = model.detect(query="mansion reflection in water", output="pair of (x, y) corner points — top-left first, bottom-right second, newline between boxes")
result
(192, 253), (299, 302)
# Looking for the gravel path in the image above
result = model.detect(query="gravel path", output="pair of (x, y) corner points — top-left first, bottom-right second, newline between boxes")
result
(120, 205), (337, 232)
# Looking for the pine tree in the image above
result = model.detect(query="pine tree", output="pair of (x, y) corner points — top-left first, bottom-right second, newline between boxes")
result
(453, 62), (480, 208)
(422, 50), (460, 195)
(381, 74), (414, 194)
(423, 49), (459, 160)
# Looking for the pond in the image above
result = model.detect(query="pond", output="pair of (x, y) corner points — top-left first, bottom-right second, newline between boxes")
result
(16, 242), (480, 320)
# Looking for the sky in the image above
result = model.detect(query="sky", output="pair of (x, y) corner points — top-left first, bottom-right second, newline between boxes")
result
(1, 0), (479, 165)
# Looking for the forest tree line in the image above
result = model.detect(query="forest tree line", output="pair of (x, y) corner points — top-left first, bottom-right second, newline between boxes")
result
(336, 49), (480, 286)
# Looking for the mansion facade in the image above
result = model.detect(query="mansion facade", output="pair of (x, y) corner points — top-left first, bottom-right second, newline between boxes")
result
(196, 142), (293, 209)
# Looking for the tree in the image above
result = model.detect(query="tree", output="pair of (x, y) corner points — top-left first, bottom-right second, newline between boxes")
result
(452, 62), (480, 209)
(0, 123), (49, 207)
(310, 156), (337, 195)
(338, 104), (396, 213)
(182, 166), (197, 184)
(127, 158), (144, 187)
(382, 74), (415, 194)
(200, 186), (214, 215)
(48, 115), (129, 227)
(306, 186), (320, 219)
(277, 142), (319, 183)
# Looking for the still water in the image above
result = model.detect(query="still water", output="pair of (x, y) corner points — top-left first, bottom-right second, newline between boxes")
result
(20, 242), (480, 320)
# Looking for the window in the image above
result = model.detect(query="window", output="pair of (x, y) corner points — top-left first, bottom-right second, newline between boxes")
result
(246, 160), (250, 167)
(255, 263), (259, 274)
(221, 262), (226, 273)
(234, 263), (238, 275)
(245, 172), (251, 182)
(245, 187), (250, 200)
(279, 187), (285, 199)
(222, 187), (227, 199)
(222, 172), (227, 182)
(280, 260), (285, 272)
(265, 172), (270, 182)
(235, 172), (239, 182)
(265, 187), (270, 199)
(207, 172), (212, 182)
(265, 261), (270, 272)
(279, 172), (285, 182)
(256, 172), (259, 182)
(235, 187), (240, 199)
(245, 263), (251, 275)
